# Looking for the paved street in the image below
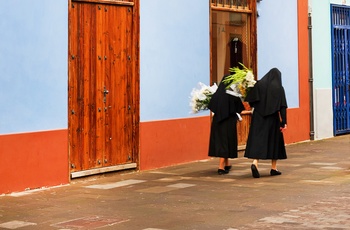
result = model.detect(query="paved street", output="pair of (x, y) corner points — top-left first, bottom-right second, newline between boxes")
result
(1, 135), (350, 230)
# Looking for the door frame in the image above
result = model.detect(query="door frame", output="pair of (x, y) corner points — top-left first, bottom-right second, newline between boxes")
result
(209, 0), (257, 147)
(209, 0), (257, 83)
(68, 0), (140, 178)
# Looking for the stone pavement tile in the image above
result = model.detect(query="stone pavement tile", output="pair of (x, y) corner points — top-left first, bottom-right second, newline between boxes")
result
(51, 215), (129, 229)
(85, 179), (146, 190)
(0, 135), (349, 230)
(0, 220), (37, 229)
(238, 195), (350, 230)
(137, 186), (179, 193)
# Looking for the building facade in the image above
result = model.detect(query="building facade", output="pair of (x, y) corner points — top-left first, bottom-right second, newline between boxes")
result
(0, 0), (316, 194)
(310, 0), (350, 139)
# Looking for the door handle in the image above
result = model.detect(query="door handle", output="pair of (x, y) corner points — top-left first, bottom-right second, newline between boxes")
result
(103, 87), (109, 103)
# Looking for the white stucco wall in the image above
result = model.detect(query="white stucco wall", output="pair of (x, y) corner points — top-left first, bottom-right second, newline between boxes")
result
(140, 0), (210, 121)
(1, 1), (327, 137)
(140, 0), (300, 121)
(0, 1), (68, 134)
(257, 0), (299, 109)
(310, 0), (350, 139)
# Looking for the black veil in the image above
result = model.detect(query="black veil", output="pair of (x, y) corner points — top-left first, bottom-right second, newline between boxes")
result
(245, 68), (287, 116)
(208, 75), (244, 122)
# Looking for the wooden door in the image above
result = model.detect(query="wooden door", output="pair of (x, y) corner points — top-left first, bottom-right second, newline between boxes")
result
(68, 0), (139, 177)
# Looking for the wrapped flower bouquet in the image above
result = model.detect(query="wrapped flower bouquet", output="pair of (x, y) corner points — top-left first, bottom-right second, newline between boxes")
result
(223, 62), (256, 100)
(189, 82), (218, 113)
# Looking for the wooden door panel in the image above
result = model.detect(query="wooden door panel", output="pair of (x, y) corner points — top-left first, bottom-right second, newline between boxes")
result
(69, 1), (138, 173)
(104, 5), (133, 166)
(94, 4), (107, 169)
(68, 3), (79, 170)
(69, 3), (100, 171)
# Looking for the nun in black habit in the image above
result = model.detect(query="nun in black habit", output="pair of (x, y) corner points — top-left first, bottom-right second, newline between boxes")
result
(244, 68), (288, 178)
(208, 75), (245, 175)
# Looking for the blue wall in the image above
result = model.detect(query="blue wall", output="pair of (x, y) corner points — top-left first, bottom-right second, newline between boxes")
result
(0, 0), (300, 132)
(0, 1), (68, 134)
(140, 0), (299, 123)
(1, 0), (209, 133)
(140, 0), (210, 121)
(257, 0), (299, 108)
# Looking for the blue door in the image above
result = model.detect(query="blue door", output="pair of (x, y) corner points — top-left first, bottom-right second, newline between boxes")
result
(331, 5), (350, 135)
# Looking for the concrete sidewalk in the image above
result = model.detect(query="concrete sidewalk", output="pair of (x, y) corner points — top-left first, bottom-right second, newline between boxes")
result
(1, 135), (350, 230)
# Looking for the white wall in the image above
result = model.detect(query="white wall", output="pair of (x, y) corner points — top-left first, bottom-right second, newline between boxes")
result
(311, 1), (332, 89)
(0, 1), (68, 134)
(140, 0), (210, 121)
(310, 1), (333, 139)
(140, 0), (300, 121)
(330, 0), (350, 7)
(310, 0), (350, 139)
(2, 0), (334, 137)
(257, 0), (299, 108)
(1, 0), (209, 132)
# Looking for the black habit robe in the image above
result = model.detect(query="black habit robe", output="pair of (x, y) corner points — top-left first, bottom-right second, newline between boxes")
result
(244, 68), (288, 160)
(208, 76), (245, 159)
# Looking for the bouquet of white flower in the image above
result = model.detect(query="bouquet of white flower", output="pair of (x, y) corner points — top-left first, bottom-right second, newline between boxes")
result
(189, 63), (255, 113)
(189, 82), (218, 113)
(223, 62), (256, 99)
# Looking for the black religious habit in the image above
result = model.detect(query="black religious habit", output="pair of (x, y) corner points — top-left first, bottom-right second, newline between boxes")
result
(208, 75), (245, 159)
(244, 68), (288, 160)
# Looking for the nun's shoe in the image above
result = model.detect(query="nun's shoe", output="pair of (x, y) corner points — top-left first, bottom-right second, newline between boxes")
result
(218, 169), (229, 175)
(270, 169), (282, 176)
(224, 165), (232, 171)
(251, 164), (260, 178)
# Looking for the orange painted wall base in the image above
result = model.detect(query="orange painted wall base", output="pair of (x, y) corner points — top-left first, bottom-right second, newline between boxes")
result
(139, 116), (211, 170)
(0, 130), (69, 194)
(139, 109), (310, 172)
(0, 111), (310, 195)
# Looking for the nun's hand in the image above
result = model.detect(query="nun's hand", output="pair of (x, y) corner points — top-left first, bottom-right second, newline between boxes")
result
(280, 124), (287, 133)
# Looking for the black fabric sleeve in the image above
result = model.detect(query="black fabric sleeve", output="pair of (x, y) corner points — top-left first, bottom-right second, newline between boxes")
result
(280, 107), (287, 127)
(249, 101), (256, 108)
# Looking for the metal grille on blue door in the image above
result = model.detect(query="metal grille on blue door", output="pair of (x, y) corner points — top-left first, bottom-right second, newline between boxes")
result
(331, 5), (350, 135)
